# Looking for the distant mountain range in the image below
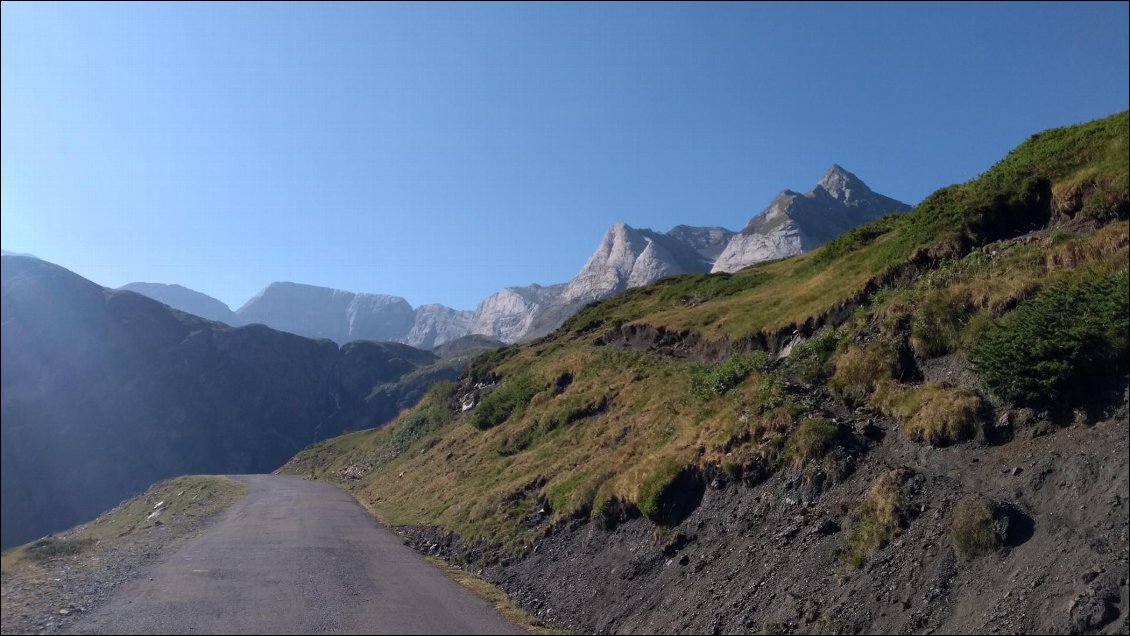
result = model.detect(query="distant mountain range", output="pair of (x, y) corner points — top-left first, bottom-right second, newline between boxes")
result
(117, 166), (909, 347)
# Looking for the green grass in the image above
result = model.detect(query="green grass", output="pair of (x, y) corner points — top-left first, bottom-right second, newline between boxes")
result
(637, 458), (694, 525)
(783, 417), (840, 469)
(470, 374), (541, 431)
(687, 352), (768, 400)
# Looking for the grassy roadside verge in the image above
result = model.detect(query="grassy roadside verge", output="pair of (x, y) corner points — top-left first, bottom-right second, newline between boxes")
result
(1, 476), (246, 634)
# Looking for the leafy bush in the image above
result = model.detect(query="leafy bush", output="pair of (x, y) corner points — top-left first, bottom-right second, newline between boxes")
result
(688, 352), (768, 400)
(387, 382), (455, 454)
(470, 374), (540, 431)
(465, 346), (518, 383)
(970, 269), (1129, 409)
(786, 327), (841, 385)
(910, 288), (975, 358)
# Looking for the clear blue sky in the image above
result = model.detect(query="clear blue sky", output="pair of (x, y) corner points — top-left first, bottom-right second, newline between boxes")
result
(2, 2), (1127, 311)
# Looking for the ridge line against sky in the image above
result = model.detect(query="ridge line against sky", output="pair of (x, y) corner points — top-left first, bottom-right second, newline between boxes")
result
(2, 2), (1128, 310)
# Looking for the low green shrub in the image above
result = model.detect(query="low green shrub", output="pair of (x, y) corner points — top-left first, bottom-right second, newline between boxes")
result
(27, 536), (95, 562)
(688, 352), (768, 400)
(786, 327), (841, 385)
(387, 382), (456, 453)
(970, 269), (1129, 409)
(470, 374), (540, 431)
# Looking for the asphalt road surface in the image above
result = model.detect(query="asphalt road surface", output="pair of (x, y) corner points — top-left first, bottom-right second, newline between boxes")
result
(77, 475), (524, 634)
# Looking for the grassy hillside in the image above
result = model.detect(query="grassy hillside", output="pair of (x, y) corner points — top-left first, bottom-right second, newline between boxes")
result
(282, 112), (1128, 555)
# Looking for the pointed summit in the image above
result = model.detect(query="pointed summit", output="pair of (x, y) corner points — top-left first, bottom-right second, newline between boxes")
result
(816, 164), (872, 202)
(711, 166), (911, 273)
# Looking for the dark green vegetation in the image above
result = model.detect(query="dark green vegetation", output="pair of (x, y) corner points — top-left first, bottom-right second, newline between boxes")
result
(471, 374), (540, 431)
(0, 256), (463, 549)
(971, 269), (1129, 409)
(283, 113), (1129, 562)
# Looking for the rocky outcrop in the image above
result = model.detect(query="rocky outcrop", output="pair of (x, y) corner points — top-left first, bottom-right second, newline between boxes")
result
(665, 225), (736, 262)
(560, 223), (714, 304)
(468, 284), (566, 343)
(120, 282), (236, 324)
(712, 165), (911, 273)
(114, 167), (906, 347)
(406, 304), (475, 350)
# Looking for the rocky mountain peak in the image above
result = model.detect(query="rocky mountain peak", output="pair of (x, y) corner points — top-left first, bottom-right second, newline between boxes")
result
(712, 167), (911, 273)
(816, 164), (873, 204)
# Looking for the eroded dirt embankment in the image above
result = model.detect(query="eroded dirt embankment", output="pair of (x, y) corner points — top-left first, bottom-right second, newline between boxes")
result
(398, 393), (1129, 635)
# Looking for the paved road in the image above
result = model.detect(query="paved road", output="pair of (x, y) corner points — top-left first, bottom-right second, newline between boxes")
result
(77, 475), (523, 634)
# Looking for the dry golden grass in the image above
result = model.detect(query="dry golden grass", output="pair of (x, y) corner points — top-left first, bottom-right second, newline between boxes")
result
(948, 495), (1000, 560)
(872, 382), (986, 446)
(846, 468), (915, 567)
(831, 342), (897, 405)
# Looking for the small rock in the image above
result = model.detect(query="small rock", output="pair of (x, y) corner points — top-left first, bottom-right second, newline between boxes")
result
(812, 519), (841, 536)
(1011, 466), (1023, 476)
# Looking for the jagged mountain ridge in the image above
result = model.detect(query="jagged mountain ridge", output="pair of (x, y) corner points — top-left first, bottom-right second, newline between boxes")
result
(119, 166), (904, 346)
(712, 164), (912, 272)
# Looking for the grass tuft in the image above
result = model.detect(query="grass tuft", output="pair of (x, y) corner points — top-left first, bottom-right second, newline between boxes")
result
(873, 382), (986, 445)
(846, 468), (916, 567)
(948, 495), (1000, 559)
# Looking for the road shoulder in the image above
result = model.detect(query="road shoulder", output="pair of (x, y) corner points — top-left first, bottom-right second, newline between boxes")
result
(0, 476), (246, 635)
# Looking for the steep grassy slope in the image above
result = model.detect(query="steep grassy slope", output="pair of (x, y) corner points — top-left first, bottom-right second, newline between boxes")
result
(283, 113), (1129, 564)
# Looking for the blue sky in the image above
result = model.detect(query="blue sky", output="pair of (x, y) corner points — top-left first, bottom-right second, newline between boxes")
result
(2, 2), (1127, 311)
